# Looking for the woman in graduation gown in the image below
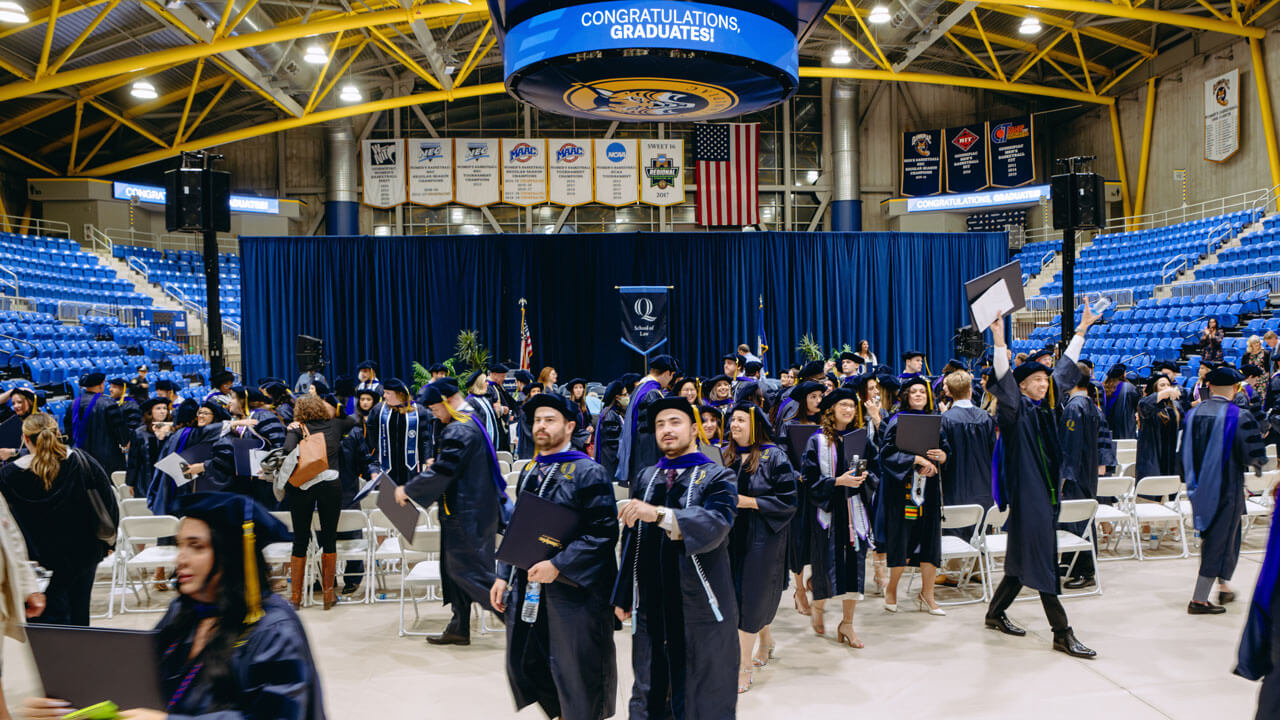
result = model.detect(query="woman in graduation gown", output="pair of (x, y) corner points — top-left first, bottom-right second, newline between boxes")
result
(126, 398), (171, 497)
(803, 388), (875, 648)
(363, 379), (433, 487)
(1103, 364), (1140, 441)
(23, 492), (327, 719)
(565, 378), (594, 452)
(1136, 374), (1183, 482)
(202, 392), (274, 507)
(725, 403), (797, 691)
(593, 380), (629, 481)
(147, 400), (242, 516)
(782, 381), (824, 615)
(698, 404), (725, 448)
(703, 375), (734, 415)
(464, 370), (502, 448)
(671, 377), (701, 406)
(878, 376), (950, 615)
(854, 373), (891, 595)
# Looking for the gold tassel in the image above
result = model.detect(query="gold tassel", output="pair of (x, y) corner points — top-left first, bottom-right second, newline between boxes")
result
(693, 405), (710, 446)
(242, 520), (264, 625)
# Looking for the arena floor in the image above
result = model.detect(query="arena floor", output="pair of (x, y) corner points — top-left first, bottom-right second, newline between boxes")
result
(3, 543), (1268, 719)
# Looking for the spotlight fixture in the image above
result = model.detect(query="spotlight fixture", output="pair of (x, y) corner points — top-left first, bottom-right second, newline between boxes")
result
(303, 43), (328, 64)
(0, 1), (28, 23)
(830, 47), (851, 65)
(868, 5), (891, 24)
(1019, 16), (1042, 35)
(339, 84), (361, 103)
(130, 80), (158, 100)
(165, 0), (183, 8)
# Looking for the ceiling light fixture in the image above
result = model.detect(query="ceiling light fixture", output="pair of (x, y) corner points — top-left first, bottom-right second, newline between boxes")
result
(130, 80), (158, 100)
(0, 1), (29, 23)
(1019, 16), (1042, 35)
(868, 5), (891, 24)
(303, 43), (328, 64)
(339, 84), (361, 103)
(830, 47), (851, 65)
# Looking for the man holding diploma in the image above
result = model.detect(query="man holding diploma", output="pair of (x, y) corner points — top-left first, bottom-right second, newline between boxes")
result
(490, 392), (618, 720)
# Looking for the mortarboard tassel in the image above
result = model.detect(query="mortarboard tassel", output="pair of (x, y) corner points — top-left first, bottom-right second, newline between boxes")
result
(692, 405), (711, 446)
(242, 510), (264, 625)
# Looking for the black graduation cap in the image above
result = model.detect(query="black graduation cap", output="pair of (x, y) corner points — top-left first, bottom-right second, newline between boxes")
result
(211, 370), (236, 388)
(140, 397), (170, 415)
(899, 375), (931, 393)
(174, 398), (199, 426)
(566, 377), (587, 390)
(648, 354), (680, 374)
(722, 353), (744, 366)
(428, 363), (448, 374)
(902, 350), (924, 361)
(246, 388), (270, 405)
(733, 381), (760, 404)
(525, 382), (544, 394)
(173, 492), (291, 625)
(463, 369), (486, 389)
(697, 403), (723, 423)
(1152, 361), (1179, 374)
(730, 401), (774, 444)
(263, 382), (290, 402)
(1207, 365), (1245, 385)
(524, 392), (576, 422)
(333, 376), (356, 397)
(256, 376), (284, 387)
(357, 360), (379, 373)
(877, 373), (901, 394)
(435, 377), (461, 398)
(744, 360), (763, 374)
(355, 386), (382, 400)
(819, 387), (858, 413)
(79, 372), (106, 388)
(839, 351), (860, 363)
(310, 380), (330, 396)
(155, 379), (178, 392)
(1027, 347), (1054, 363)
(513, 370), (535, 385)
(1079, 357), (1095, 369)
(1244, 364), (1265, 378)
(944, 358), (966, 371)
(671, 377), (699, 398)
(619, 372), (642, 390)
(1014, 361), (1051, 383)
(646, 396), (698, 433)
(602, 380), (626, 408)
(108, 377), (127, 387)
(705, 374), (731, 390)
(1145, 374), (1169, 394)
(490, 363), (510, 373)
(1106, 363), (1127, 380)
(10, 386), (36, 404)
(382, 378), (409, 396)
(201, 401), (231, 422)
(798, 361), (824, 380)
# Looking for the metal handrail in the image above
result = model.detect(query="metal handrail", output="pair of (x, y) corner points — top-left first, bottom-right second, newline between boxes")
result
(0, 216), (70, 239)
(0, 265), (18, 297)
(1038, 249), (1056, 271)
(1106, 185), (1274, 233)
(1250, 183), (1280, 217)
(83, 224), (113, 256)
(126, 256), (150, 278)
(1161, 255), (1189, 285)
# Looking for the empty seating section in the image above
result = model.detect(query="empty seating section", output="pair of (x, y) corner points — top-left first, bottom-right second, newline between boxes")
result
(0, 232), (153, 309)
(1014, 239), (1061, 281)
(1199, 217), (1280, 280)
(113, 245), (242, 324)
(1035, 210), (1258, 302)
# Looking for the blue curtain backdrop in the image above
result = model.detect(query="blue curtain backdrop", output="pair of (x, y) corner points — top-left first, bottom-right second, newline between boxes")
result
(239, 231), (1007, 384)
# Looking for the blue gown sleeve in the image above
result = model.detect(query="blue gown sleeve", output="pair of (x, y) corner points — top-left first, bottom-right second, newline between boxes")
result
(1058, 401), (1087, 487)
(672, 465), (737, 555)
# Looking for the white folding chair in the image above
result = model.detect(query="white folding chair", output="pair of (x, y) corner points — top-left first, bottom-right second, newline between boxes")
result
(934, 504), (986, 605)
(397, 526), (443, 637)
(263, 511), (299, 599)
(359, 488), (379, 513)
(1095, 476), (1137, 560)
(316, 510), (372, 605)
(496, 451), (514, 466)
(1132, 475), (1190, 560)
(1242, 470), (1279, 553)
(1114, 438), (1137, 453)
(512, 459), (530, 474)
(118, 515), (181, 613)
(1115, 446), (1137, 468)
(1056, 499), (1102, 598)
(977, 504), (1010, 588)
(110, 471), (131, 498)
(119, 497), (152, 518)
(369, 507), (430, 602)
(499, 460), (512, 476)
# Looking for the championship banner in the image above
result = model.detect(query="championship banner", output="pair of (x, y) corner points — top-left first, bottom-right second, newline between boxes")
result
(988, 116), (1035, 188)
(945, 123), (989, 194)
(549, 139), (593, 206)
(639, 139), (685, 206)
(501, 138), (548, 206)
(455, 138), (500, 207)
(406, 138), (453, 206)
(361, 139), (406, 208)
(900, 129), (942, 197)
(1205, 69), (1239, 162)
(619, 285), (669, 356)
(593, 138), (639, 206)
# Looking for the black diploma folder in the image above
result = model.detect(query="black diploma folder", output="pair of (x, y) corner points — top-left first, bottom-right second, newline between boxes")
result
(964, 260), (1026, 332)
(26, 624), (165, 708)
(896, 414), (942, 456)
(376, 475), (420, 543)
(840, 428), (869, 469)
(0, 416), (20, 449)
(786, 424), (817, 461)
(497, 491), (581, 570)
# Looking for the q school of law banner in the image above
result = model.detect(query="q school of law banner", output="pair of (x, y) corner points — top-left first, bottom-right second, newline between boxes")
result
(988, 115), (1035, 188)
(619, 285), (669, 356)
(900, 129), (942, 197)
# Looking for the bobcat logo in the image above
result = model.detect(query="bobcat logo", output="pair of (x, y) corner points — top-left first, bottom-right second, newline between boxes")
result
(1214, 78), (1230, 107)
(563, 79), (737, 119)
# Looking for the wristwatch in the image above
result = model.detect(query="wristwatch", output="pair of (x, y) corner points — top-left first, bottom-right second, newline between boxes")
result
(654, 508), (666, 526)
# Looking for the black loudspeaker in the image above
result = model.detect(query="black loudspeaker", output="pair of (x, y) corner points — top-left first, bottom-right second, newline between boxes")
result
(164, 168), (231, 233)
(295, 334), (324, 372)
(1051, 172), (1106, 230)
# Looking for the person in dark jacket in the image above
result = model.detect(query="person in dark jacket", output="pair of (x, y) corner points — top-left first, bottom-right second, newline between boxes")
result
(63, 372), (127, 474)
(108, 377), (142, 435)
(1059, 367), (1113, 590)
(1137, 374), (1183, 482)
(490, 392), (618, 720)
(0, 413), (117, 626)
(593, 380), (629, 481)
(125, 397), (171, 496)
(396, 378), (508, 646)
(0, 387), (38, 463)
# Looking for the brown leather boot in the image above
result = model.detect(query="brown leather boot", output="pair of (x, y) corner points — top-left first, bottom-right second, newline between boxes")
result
(289, 556), (306, 610)
(321, 553), (338, 610)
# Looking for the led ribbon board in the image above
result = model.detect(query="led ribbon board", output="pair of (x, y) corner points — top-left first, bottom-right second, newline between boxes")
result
(491, 0), (828, 121)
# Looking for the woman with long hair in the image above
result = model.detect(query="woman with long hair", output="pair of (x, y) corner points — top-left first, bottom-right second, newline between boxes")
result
(782, 380), (824, 615)
(803, 388), (875, 648)
(126, 397), (171, 497)
(594, 380), (630, 480)
(877, 377), (950, 616)
(565, 378), (594, 451)
(0, 413), (116, 626)
(281, 394), (358, 610)
(1201, 318), (1225, 362)
(537, 366), (559, 394)
(852, 373), (890, 595)
(857, 339), (878, 367)
(1136, 374), (1183, 481)
(670, 377), (700, 405)
(24, 492), (326, 718)
(725, 403), (797, 693)
(148, 399), (251, 516)
(697, 404), (724, 449)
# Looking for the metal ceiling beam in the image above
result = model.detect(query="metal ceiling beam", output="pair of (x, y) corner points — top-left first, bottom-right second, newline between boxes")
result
(801, 65), (1113, 104)
(399, 0), (454, 90)
(975, 0), (1263, 38)
(893, 1), (980, 72)
(949, 24), (1111, 76)
(138, 0), (306, 117)
(0, 1), (485, 105)
(0, 0), (108, 41)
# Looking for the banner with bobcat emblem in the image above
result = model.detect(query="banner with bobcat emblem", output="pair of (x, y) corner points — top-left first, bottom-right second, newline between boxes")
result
(900, 129), (942, 197)
(1205, 69), (1239, 162)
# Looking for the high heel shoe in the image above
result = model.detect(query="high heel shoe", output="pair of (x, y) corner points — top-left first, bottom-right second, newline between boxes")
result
(836, 621), (864, 649)
(810, 607), (826, 636)
(738, 669), (753, 694)
(793, 590), (811, 616)
(916, 594), (946, 616)
(884, 596), (898, 613)
(752, 645), (775, 667)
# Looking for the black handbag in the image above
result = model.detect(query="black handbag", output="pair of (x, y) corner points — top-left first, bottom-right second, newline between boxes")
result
(71, 449), (119, 547)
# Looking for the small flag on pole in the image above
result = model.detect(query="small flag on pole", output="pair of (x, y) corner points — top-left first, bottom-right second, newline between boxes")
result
(518, 298), (533, 371)
(756, 294), (768, 361)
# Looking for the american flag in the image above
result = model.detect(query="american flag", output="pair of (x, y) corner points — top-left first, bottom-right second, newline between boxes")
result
(695, 122), (759, 226)
(518, 298), (533, 371)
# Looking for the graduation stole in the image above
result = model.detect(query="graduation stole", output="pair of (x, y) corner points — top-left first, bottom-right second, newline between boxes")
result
(71, 392), (101, 447)
(1104, 384), (1122, 415)
(1182, 399), (1239, 532)
(377, 405), (419, 473)
(816, 431), (871, 549)
(632, 463), (724, 624)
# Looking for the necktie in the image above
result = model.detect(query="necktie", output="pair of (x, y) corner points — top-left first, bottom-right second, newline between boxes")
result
(665, 468), (678, 489)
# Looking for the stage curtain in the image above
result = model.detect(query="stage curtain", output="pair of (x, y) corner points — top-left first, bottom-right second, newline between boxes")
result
(239, 231), (1007, 384)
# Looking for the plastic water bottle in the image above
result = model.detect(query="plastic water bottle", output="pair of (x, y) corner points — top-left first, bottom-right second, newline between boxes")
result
(521, 581), (541, 623)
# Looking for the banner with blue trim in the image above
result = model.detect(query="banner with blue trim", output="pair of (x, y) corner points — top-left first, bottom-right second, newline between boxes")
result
(619, 285), (669, 356)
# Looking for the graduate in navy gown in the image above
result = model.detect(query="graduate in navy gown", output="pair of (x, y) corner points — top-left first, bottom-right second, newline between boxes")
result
(1137, 374), (1183, 481)
(395, 378), (509, 645)
(490, 393), (618, 720)
(614, 355), (679, 486)
(878, 376), (950, 615)
(1059, 365), (1112, 590)
(939, 370), (997, 514)
(109, 377), (143, 434)
(245, 388), (287, 449)
(127, 397), (171, 496)
(803, 388), (875, 649)
(593, 379), (629, 481)
(1235, 480), (1280, 719)
(984, 309), (1099, 659)
(363, 379), (432, 487)
(1182, 365), (1268, 614)
(612, 396), (738, 720)
(64, 372), (127, 474)
(781, 380), (824, 616)
(147, 400), (244, 516)
(724, 403), (796, 692)
(515, 382), (544, 460)
(899, 350), (926, 380)
(25, 492), (327, 718)
(1102, 364), (1140, 441)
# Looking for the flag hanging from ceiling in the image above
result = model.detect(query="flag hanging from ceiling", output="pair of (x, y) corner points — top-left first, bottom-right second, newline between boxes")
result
(695, 122), (759, 226)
